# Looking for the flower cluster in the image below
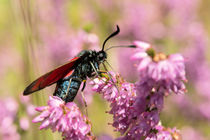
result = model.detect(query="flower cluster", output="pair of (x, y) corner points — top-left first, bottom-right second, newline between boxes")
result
(91, 41), (186, 139)
(145, 123), (181, 140)
(0, 95), (36, 140)
(131, 41), (186, 95)
(0, 98), (20, 140)
(32, 96), (93, 140)
(127, 41), (186, 139)
(91, 72), (136, 134)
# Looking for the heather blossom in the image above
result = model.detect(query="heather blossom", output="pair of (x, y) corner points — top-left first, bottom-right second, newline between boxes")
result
(91, 41), (186, 139)
(91, 71), (183, 139)
(145, 123), (181, 140)
(128, 41), (186, 138)
(0, 98), (20, 140)
(181, 127), (206, 140)
(91, 73), (136, 134)
(33, 96), (93, 140)
(132, 41), (186, 94)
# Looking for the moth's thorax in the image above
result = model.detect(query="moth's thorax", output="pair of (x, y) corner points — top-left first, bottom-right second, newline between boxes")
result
(77, 50), (107, 63)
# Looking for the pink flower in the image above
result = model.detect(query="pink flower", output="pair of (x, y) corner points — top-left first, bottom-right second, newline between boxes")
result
(181, 127), (206, 140)
(33, 96), (93, 140)
(145, 123), (181, 140)
(91, 41), (186, 139)
(132, 41), (186, 95)
(19, 117), (30, 131)
(0, 98), (20, 140)
(91, 72), (136, 134)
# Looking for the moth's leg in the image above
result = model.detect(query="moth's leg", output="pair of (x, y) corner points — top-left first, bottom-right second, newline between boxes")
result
(97, 70), (107, 74)
(65, 78), (72, 98)
(81, 80), (88, 116)
(90, 61), (100, 77)
(102, 63), (120, 93)
(81, 80), (86, 92)
(81, 80), (87, 107)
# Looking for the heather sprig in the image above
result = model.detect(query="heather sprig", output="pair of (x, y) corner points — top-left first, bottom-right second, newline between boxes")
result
(145, 122), (181, 140)
(91, 41), (186, 139)
(127, 41), (186, 138)
(32, 96), (93, 140)
(0, 98), (20, 140)
(91, 72), (136, 134)
(0, 95), (36, 140)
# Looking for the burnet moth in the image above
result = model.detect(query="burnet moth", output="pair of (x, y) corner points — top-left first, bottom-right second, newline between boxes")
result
(23, 25), (136, 102)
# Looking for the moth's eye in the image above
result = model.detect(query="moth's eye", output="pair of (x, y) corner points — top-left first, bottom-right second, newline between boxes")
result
(97, 53), (104, 61)
(99, 53), (103, 58)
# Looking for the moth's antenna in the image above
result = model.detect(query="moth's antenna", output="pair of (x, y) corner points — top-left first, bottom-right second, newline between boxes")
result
(102, 25), (120, 51)
(105, 45), (136, 51)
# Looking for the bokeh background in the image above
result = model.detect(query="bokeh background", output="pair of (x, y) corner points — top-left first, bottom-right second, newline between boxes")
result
(0, 0), (210, 139)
